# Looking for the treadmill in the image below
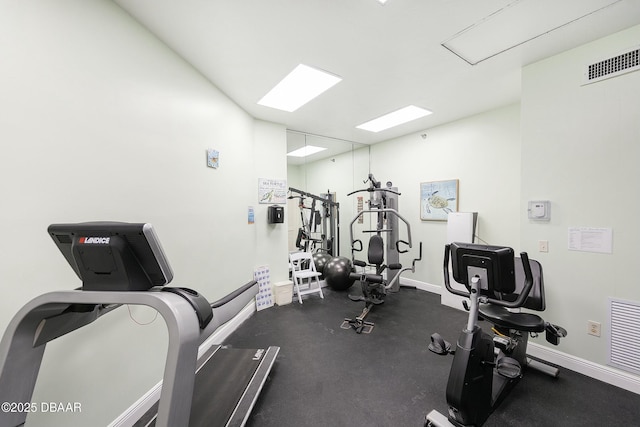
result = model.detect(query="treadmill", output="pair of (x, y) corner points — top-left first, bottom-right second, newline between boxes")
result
(130, 281), (280, 427)
(0, 222), (279, 427)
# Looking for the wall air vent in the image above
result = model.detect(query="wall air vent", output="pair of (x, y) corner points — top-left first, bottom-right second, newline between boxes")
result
(608, 298), (640, 375)
(583, 46), (640, 85)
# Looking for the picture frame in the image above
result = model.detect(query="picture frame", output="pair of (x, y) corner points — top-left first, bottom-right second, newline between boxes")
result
(420, 179), (459, 221)
(206, 148), (220, 169)
(258, 178), (287, 204)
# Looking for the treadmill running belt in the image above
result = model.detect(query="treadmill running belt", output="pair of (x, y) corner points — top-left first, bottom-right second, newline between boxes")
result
(189, 347), (262, 427)
(141, 347), (265, 427)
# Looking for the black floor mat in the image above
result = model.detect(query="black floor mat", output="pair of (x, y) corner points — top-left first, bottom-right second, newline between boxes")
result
(223, 288), (640, 427)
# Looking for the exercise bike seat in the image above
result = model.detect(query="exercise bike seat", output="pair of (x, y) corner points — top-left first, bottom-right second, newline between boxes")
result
(478, 257), (546, 333)
(479, 305), (546, 332)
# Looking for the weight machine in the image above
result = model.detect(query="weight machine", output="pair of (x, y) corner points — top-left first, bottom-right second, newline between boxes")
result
(341, 174), (422, 333)
(288, 187), (340, 256)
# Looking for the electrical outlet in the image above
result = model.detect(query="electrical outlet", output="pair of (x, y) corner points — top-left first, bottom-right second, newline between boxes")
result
(539, 240), (549, 252)
(587, 320), (601, 337)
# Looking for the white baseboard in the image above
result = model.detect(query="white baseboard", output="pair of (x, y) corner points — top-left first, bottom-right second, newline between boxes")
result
(400, 277), (441, 294)
(405, 278), (640, 396)
(528, 342), (640, 395)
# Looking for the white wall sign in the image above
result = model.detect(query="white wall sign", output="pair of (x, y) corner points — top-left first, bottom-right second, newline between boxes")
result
(568, 227), (613, 254)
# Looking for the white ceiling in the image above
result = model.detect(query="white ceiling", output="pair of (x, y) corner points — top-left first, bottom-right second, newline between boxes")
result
(113, 0), (640, 154)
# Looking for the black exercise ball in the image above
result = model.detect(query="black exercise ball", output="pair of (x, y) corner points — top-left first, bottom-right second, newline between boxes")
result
(323, 256), (355, 291)
(312, 252), (332, 280)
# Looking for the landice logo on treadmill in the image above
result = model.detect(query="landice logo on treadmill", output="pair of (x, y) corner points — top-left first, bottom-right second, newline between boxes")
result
(79, 237), (110, 244)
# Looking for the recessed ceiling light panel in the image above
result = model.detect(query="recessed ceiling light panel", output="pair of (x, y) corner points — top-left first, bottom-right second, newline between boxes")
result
(287, 145), (327, 158)
(356, 105), (432, 133)
(258, 64), (342, 112)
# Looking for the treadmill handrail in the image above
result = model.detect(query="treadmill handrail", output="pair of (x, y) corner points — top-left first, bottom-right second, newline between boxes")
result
(210, 280), (258, 309)
(0, 290), (200, 427)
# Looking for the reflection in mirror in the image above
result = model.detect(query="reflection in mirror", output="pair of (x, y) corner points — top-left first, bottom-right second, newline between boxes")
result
(286, 130), (370, 258)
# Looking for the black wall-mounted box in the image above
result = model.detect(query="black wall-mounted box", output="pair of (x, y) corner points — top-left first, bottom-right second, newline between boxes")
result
(268, 205), (284, 223)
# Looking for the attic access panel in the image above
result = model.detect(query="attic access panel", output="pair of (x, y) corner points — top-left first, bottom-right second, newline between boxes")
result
(442, 0), (622, 65)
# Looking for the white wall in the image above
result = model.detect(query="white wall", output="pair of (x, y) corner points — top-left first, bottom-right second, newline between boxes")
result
(520, 24), (640, 367)
(254, 120), (289, 277)
(367, 105), (522, 286)
(300, 106), (522, 286)
(0, 1), (287, 425)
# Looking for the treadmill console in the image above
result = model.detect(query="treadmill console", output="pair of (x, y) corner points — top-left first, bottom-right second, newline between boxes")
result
(48, 222), (173, 291)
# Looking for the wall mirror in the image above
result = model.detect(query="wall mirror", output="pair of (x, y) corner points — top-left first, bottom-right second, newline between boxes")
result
(286, 130), (370, 258)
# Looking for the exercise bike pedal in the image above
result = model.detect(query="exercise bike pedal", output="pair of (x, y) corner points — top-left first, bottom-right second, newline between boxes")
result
(428, 333), (453, 355)
(496, 355), (522, 379)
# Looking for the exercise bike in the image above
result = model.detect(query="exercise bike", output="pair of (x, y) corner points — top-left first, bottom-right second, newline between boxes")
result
(425, 242), (567, 427)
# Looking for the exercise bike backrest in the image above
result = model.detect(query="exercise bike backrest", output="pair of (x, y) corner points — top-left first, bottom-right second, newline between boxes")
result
(503, 257), (545, 311)
(443, 242), (535, 309)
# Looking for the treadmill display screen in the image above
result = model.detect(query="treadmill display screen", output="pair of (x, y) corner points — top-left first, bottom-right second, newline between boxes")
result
(48, 221), (173, 291)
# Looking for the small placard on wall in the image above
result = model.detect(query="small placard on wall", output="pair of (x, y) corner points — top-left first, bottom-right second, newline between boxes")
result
(248, 206), (255, 224)
(568, 227), (613, 254)
(207, 149), (219, 169)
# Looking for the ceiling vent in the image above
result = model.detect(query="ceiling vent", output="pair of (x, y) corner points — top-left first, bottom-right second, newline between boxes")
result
(583, 46), (640, 85)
